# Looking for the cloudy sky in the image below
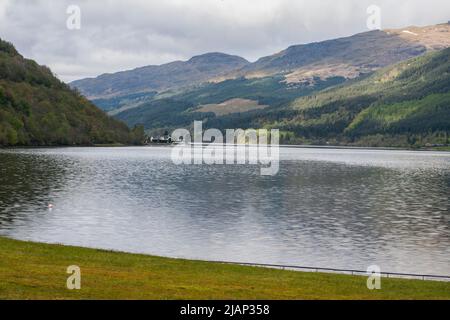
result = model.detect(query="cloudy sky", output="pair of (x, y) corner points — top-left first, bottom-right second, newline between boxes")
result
(0, 0), (449, 82)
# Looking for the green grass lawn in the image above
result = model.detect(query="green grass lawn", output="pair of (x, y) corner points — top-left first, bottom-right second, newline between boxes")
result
(0, 236), (448, 300)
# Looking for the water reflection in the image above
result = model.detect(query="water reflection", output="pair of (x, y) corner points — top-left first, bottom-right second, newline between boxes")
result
(0, 147), (449, 275)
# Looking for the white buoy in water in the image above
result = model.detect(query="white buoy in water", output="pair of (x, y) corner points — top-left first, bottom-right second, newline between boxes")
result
(48, 203), (54, 209)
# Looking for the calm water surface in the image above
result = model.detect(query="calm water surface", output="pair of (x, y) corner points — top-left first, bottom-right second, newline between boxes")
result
(0, 146), (449, 275)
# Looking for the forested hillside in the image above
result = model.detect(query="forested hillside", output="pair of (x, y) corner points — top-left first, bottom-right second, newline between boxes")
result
(114, 74), (346, 135)
(0, 39), (144, 146)
(266, 48), (450, 147)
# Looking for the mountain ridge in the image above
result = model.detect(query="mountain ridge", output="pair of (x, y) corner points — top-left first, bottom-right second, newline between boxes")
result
(71, 23), (450, 102)
(71, 52), (249, 99)
(228, 24), (450, 81)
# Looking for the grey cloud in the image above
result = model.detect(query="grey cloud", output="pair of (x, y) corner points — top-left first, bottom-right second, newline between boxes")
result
(0, 0), (449, 82)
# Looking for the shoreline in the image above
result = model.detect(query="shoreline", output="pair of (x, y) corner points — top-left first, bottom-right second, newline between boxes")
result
(5, 236), (449, 282)
(1, 143), (449, 152)
(0, 236), (449, 300)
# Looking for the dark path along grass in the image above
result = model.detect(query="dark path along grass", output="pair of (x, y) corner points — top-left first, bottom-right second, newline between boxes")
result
(0, 237), (449, 299)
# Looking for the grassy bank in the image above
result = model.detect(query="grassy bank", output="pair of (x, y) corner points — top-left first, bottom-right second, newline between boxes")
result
(0, 237), (449, 300)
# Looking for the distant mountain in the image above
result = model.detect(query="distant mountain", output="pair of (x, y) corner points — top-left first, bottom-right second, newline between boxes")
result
(69, 23), (450, 148)
(70, 52), (249, 99)
(228, 24), (450, 82)
(114, 48), (450, 147)
(0, 39), (143, 146)
(71, 23), (450, 110)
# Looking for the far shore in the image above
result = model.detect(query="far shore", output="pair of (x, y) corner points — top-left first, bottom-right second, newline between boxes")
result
(1, 143), (449, 152)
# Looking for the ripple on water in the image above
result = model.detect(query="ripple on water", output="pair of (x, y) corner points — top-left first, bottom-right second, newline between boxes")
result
(0, 147), (449, 275)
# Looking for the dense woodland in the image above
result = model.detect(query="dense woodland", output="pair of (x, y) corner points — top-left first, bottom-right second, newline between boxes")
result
(269, 48), (450, 146)
(0, 39), (145, 146)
